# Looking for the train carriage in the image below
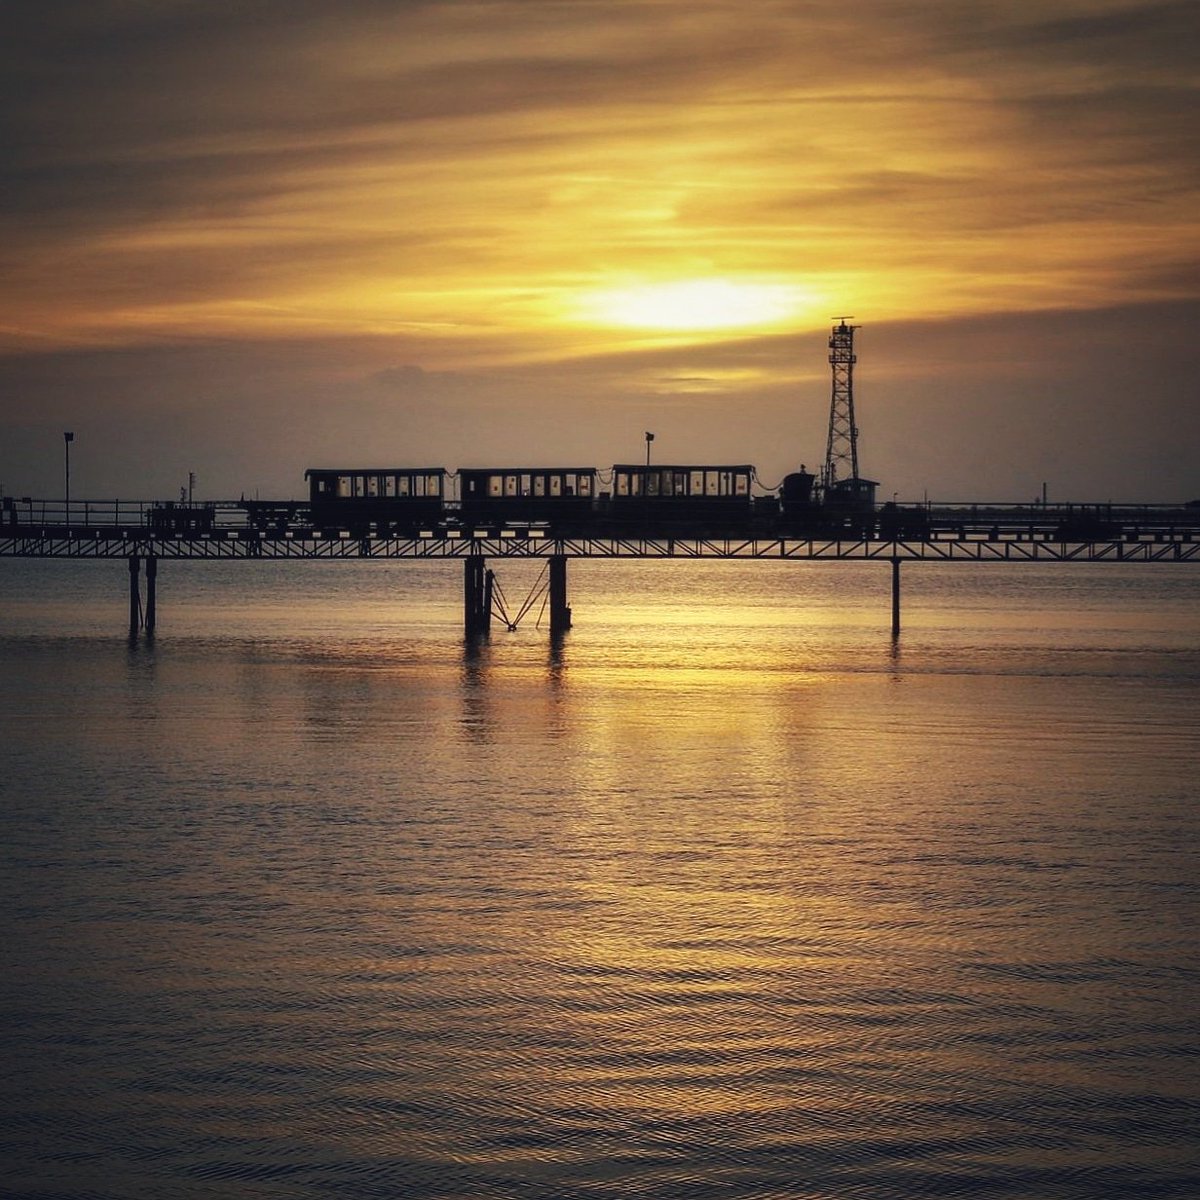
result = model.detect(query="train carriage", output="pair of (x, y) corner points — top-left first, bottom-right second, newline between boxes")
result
(458, 467), (597, 528)
(608, 464), (754, 529)
(305, 467), (447, 532)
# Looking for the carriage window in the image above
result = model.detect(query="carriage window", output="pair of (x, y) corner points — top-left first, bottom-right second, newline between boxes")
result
(735, 473), (749, 495)
(520, 474), (532, 496)
(674, 471), (688, 496)
(337, 475), (351, 498)
(534, 475), (546, 497)
(578, 475), (592, 497)
(549, 475), (562, 497)
(427, 474), (441, 497)
(691, 471), (704, 495)
(383, 476), (395, 498)
(503, 474), (517, 497)
(488, 475), (502, 497)
(367, 475), (380, 498)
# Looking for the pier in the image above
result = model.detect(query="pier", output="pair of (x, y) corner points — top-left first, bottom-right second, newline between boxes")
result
(8, 320), (1196, 639)
(3, 502), (1198, 639)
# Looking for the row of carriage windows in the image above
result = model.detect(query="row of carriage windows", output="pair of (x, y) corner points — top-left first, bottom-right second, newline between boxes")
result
(614, 468), (750, 498)
(318, 468), (750, 502)
(325, 473), (444, 499)
(475, 473), (594, 499)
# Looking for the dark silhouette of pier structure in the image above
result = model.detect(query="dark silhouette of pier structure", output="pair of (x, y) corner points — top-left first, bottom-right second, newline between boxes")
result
(6, 323), (1198, 639)
(3, 501), (1198, 640)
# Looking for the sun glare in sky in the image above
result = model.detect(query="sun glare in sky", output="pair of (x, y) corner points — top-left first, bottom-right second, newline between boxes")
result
(572, 280), (818, 333)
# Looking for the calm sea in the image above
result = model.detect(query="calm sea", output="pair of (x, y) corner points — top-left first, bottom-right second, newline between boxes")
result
(2, 557), (1198, 1199)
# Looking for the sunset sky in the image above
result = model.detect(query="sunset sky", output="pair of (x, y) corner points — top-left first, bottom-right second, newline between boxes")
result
(2, 0), (1197, 502)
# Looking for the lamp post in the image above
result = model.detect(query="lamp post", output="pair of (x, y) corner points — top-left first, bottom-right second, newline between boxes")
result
(645, 430), (654, 469)
(64, 431), (74, 524)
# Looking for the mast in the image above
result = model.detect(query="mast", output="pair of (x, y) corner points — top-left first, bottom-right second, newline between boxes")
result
(823, 318), (860, 491)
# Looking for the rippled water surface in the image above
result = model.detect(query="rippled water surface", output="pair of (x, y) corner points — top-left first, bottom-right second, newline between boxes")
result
(2, 559), (1199, 1198)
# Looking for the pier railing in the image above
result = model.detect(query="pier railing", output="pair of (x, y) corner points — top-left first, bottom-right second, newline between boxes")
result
(0, 497), (252, 530)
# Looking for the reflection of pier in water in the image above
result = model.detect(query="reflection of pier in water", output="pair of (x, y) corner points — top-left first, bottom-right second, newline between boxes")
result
(5, 515), (1199, 640)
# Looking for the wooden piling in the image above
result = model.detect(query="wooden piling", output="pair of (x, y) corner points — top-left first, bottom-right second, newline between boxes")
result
(145, 555), (157, 633)
(128, 555), (140, 635)
(891, 557), (901, 637)
(463, 555), (488, 638)
(549, 554), (571, 634)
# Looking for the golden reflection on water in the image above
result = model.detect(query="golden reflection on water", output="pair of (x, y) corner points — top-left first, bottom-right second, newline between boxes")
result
(4, 560), (1200, 1195)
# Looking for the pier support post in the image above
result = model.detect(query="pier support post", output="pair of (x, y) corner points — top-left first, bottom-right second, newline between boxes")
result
(128, 554), (140, 635)
(145, 555), (157, 634)
(891, 557), (901, 638)
(464, 555), (489, 638)
(484, 569), (495, 635)
(549, 554), (571, 634)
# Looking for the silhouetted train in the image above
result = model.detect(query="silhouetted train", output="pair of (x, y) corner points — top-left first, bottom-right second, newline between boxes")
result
(266, 462), (876, 537)
(223, 465), (1200, 543)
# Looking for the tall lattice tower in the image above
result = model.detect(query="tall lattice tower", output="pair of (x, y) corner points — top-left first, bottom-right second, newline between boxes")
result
(822, 317), (860, 491)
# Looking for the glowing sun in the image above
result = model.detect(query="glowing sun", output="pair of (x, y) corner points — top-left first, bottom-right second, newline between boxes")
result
(572, 278), (813, 333)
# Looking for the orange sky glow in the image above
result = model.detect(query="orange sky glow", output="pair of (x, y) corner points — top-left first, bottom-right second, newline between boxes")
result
(1, 1), (1197, 500)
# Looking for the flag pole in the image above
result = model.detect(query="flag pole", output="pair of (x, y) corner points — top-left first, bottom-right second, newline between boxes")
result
(64, 431), (74, 523)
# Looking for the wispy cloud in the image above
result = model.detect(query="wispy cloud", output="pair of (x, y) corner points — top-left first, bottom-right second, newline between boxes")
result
(2, 0), (1195, 354)
(0, 2), (1196, 499)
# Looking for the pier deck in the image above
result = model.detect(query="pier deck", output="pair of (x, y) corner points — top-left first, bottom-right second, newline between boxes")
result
(3, 528), (1198, 562)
